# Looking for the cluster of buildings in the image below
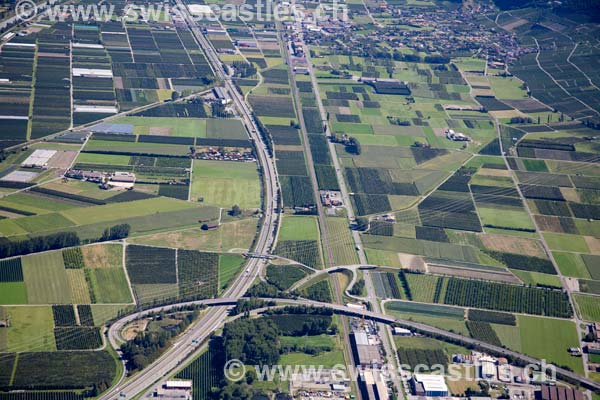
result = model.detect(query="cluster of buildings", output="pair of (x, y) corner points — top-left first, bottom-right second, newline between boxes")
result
(320, 190), (343, 208)
(66, 169), (137, 189)
(369, 7), (523, 64)
(585, 322), (600, 373)
(194, 147), (256, 162)
(405, 349), (588, 400)
(290, 369), (351, 400)
(452, 353), (513, 384)
(350, 320), (391, 400)
(445, 129), (471, 142)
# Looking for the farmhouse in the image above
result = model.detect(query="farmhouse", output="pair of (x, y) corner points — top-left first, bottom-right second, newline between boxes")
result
(320, 190), (343, 207)
(446, 129), (470, 142)
(66, 169), (105, 183)
(411, 374), (449, 397)
(21, 149), (57, 169)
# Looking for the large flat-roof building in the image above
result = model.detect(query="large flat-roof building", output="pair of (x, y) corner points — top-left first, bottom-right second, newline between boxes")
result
(411, 374), (449, 397)
(21, 149), (57, 169)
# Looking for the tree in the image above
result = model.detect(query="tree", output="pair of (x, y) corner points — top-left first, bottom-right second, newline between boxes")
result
(229, 204), (242, 217)
(347, 136), (361, 155)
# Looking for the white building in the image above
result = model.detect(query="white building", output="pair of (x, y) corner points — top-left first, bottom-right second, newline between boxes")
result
(479, 356), (497, 380)
(21, 149), (57, 169)
(155, 380), (192, 399)
(393, 327), (412, 336)
(411, 374), (449, 397)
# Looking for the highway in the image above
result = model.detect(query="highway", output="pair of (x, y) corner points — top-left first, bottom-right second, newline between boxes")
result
(99, 2), (281, 398)
(102, 297), (600, 393)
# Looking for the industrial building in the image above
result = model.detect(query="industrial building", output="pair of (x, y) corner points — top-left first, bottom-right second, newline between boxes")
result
(479, 356), (497, 380)
(351, 329), (382, 367)
(393, 327), (411, 336)
(411, 374), (449, 397)
(360, 370), (389, 400)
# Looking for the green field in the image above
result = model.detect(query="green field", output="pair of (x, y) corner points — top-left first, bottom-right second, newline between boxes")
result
(84, 139), (190, 156)
(112, 116), (207, 137)
(553, 252), (591, 279)
(574, 294), (600, 322)
(394, 336), (469, 355)
(478, 206), (535, 231)
(279, 349), (345, 368)
(0, 282), (28, 304)
(0, 193), (77, 213)
(88, 268), (133, 303)
(385, 301), (469, 336)
(63, 197), (196, 225)
(2, 306), (55, 352)
(492, 323), (522, 352)
(488, 76), (529, 100)
(279, 334), (336, 348)
(325, 217), (359, 266)
(279, 216), (320, 241)
(191, 160), (261, 209)
(219, 254), (245, 290)
(511, 270), (562, 287)
(131, 218), (257, 252)
(22, 252), (71, 304)
(518, 315), (583, 373)
(543, 233), (589, 253)
(206, 118), (247, 140)
(76, 152), (131, 165)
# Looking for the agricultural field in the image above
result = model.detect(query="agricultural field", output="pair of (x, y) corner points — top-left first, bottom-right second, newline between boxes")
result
(0, 4), (213, 149)
(130, 218), (258, 253)
(385, 300), (469, 336)
(191, 160), (261, 209)
(175, 345), (224, 400)
(517, 316), (583, 374)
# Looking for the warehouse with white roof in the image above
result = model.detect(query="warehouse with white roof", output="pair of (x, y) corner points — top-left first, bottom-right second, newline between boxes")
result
(411, 374), (449, 397)
(21, 149), (57, 169)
